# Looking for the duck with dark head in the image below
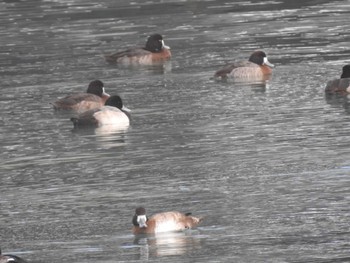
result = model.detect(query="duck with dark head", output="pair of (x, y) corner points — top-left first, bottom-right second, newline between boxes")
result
(52, 80), (110, 112)
(104, 34), (171, 65)
(214, 50), (274, 80)
(325, 65), (350, 95)
(132, 207), (202, 235)
(70, 95), (130, 128)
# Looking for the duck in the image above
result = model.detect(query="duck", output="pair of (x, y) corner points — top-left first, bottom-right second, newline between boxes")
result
(104, 34), (171, 65)
(70, 95), (130, 128)
(132, 207), (202, 235)
(0, 248), (28, 263)
(325, 65), (350, 95)
(214, 50), (274, 79)
(52, 80), (110, 112)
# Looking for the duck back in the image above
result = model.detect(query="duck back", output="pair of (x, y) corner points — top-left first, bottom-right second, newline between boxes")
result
(53, 93), (104, 111)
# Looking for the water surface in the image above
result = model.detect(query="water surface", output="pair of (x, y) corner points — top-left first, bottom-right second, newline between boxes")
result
(1, 0), (350, 262)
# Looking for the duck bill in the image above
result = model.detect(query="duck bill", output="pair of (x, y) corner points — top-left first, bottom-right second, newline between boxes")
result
(162, 40), (170, 50)
(137, 215), (148, 228)
(122, 105), (131, 112)
(263, 57), (274, 68)
(101, 88), (110, 101)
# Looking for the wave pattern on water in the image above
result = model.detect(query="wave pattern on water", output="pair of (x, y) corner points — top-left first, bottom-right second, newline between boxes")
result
(1, 0), (350, 262)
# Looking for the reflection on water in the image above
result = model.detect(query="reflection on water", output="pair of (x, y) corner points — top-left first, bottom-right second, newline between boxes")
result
(213, 77), (270, 92)
(1, 0), (350, 262)
(132, 231), (202, 260)
(325, 93), (350, 115)
(72, 126), (129, 149)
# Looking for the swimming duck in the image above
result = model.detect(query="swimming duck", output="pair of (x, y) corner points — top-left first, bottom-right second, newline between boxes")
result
(70, 95), (130, 128)
(104, 34), (171, 65)
(325, 64), (350, 95)
(53, 80), (110, 112)
(132, 207), (202, 235)
(214, 50), (274, 79)
(0, 248), (28, 263)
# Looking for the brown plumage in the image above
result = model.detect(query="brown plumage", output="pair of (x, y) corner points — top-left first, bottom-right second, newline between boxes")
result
(325, 65), (350, 95)
(52, 80), (110, 112)
(214, 50), (274, 79)
(104, 34), (171, 65)
(132, 207), (202, 235)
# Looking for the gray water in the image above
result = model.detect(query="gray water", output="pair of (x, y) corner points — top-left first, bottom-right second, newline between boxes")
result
(1, 0), (350, 262)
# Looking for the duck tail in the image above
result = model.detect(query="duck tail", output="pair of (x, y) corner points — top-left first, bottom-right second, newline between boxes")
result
(104, 54), (113, 63)
(185, 213), (203, 227)
(194, 216), (203, 224)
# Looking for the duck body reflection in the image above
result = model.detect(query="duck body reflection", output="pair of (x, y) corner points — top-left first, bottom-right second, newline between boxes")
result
(133, 231), (202, 260)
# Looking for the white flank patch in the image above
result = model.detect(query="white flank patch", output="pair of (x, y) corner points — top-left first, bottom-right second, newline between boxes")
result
(346, 85), (350, 93)
(154, 221), (182, 233)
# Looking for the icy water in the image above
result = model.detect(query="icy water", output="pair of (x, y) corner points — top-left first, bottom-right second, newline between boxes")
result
(1, 0), (350, 262)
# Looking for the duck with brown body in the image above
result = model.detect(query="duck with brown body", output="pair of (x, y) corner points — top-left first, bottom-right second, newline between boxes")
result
(104, 34), (171, 65)
(132, 207), (202, 235)
(52, 80), (110, 112)
(325, 65), (350, 95)
(214, 51), (274, 80)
